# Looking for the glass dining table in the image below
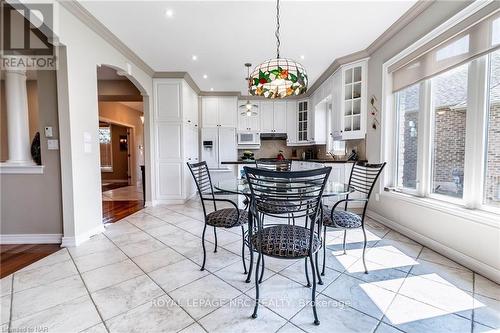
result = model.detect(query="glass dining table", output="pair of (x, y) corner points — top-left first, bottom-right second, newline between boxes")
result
(214, 178), (353, 198)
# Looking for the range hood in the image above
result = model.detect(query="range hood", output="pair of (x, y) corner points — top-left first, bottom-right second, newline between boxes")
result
(260, 133), (287, 140)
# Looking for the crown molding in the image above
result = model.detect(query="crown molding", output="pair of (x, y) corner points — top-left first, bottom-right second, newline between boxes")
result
(153, 72), (201, 94)
(200, 91), (241, 97)
(365, 0), (435, 54)
(57, 0), (155, 77)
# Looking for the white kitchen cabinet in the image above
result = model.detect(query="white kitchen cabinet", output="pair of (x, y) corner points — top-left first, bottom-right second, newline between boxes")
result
(341, 60), (367, 140)
(273, 102), (287, 133)
(260, 102), (275, 133)
(331, 70), (343, 139)
(237, 101), (260, 132)
(297, 100), (309, 143)
(218, 97), (237, 127)
(202, 97), (218, 127)
(259, 101), (287, 133)
(202, 96), (237, 128)
(286, 101), (297, 145)
(153, 78), (200, 203)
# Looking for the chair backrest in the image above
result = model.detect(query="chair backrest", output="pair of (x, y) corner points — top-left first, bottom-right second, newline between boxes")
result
(255, 159), (292, 172)
(244, 166), (331, 229)
(186, 161), (217, 215)
(347, 162), (386, 200)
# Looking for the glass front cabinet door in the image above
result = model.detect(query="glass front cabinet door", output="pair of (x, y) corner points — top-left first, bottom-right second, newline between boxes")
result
(341, 60), (367, 140)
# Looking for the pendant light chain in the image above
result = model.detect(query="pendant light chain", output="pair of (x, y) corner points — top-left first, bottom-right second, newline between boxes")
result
(275, 0), (280, 59)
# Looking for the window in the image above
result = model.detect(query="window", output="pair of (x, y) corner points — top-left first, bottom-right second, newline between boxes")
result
(99, 125), (113, 172)
(484, 50), (500, 208)
(395, 84), (420, 190)
(387, 8), (500, 214)
(430, 64), (468, 199)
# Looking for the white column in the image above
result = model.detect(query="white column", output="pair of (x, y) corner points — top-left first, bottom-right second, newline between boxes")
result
(4, 69), (34, 165)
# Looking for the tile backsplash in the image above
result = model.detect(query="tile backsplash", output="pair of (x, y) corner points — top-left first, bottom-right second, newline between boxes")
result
(237, 139), (366, 160)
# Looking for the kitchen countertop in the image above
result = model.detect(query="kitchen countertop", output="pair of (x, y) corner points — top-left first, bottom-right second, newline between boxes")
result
(221, 159), (365, 165)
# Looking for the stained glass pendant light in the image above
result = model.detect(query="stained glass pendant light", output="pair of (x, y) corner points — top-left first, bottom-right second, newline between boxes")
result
(240, 63), (258, 116)
(249, 0), (308, 99)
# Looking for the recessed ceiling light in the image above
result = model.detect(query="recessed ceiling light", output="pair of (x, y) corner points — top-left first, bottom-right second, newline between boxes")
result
(203, 74), (208, 79)
(210, 88), (214, 91)
(191, 55), (197, 61)
(300, 55), (305, 60)
(165, 9), (173, 18)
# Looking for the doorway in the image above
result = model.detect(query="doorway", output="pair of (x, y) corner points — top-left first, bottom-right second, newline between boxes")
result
(97, 66), (145, 223)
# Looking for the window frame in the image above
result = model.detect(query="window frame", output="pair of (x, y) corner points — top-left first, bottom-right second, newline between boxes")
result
(381, 0), (500, 216)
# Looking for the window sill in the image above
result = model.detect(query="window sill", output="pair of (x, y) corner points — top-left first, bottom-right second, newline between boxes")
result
(0, 164), (45, 174)
(381, 190), (500, 228)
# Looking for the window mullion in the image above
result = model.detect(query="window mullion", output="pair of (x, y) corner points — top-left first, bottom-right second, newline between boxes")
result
(463, 56), (489, 209)
(417, 80), (432, 197)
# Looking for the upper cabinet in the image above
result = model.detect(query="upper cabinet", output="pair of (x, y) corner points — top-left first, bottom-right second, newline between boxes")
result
(341, 60), (367, 140)
(238, 101), (261, 132)
(297, 100), (309, 143)
(202, 96), (237, 128)
(285, 101), (297, 145)
(260, 101), (287, 133)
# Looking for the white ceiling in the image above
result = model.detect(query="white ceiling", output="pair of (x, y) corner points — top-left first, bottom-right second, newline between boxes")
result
(80, 0), (418, 94)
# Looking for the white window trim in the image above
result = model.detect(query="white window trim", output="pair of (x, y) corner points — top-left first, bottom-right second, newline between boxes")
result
(381, 0), (499, 217)
(0, 164), (44, 174)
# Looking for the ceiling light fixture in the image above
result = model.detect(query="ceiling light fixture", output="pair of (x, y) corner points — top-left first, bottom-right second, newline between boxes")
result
(192, 55), (197, 61)
(249, 0), (308, 99)
(300, 55), (305, 60)
(239, 63), (258, 117)
(165, 9), (174, 17)
(203, 74), (208, 79)
(210, 88), (214, 91)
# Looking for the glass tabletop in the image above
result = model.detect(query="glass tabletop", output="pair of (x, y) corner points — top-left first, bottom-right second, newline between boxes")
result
(214, 178), (353, 197)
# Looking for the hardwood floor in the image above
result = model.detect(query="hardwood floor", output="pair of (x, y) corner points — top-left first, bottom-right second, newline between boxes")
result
(0, 244), (61, 278)
(102, 200), (144, 224)
(1, 199), (143, 278)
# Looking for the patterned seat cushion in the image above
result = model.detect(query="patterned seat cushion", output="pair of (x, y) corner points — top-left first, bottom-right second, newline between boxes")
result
(320, 207), (362, 228)
(251, 225), (321, 258)
(206, 208), (248, 228)
(257, 199), (300, 215)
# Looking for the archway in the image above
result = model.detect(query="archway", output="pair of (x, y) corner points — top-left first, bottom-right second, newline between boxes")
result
(96, 65), (150, 223)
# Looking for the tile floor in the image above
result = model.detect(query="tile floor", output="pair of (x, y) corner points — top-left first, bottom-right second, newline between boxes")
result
(1, 199), (499, 333)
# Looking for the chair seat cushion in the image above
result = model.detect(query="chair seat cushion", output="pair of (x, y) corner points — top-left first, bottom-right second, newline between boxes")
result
(257, 199), (300, 215)
(321, 207), (362, 228)
(251, 225), (320, 258)
(206, 208), (247, 228)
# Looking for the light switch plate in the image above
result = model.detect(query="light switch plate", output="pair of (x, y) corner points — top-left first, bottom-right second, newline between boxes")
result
(47, 139), (59, 150)
(44, 126), (53, 137)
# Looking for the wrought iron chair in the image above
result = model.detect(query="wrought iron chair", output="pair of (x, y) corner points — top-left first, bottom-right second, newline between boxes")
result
(187, 161), (248, 272)
(245, 166), (331, 326)
(255, 159), (292, 171)
(320, 162), (386, 275)
(249, 158), (306, 284)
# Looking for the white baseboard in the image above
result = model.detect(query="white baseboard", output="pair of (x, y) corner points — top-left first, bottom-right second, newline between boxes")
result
(61, 224), (105, 247)
(153, 199), (188, 205)
(367, 209), (500, 284)
(0, 234), (62, 244)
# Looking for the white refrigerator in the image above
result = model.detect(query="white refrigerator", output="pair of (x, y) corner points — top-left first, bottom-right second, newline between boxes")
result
(201, 127), (237, 170)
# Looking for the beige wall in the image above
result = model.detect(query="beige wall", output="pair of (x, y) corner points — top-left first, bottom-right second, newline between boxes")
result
(0, 71), (63, 235)
(99, 101), (144, 185)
